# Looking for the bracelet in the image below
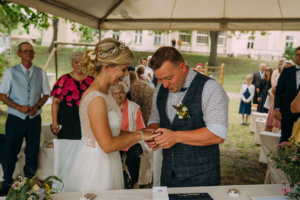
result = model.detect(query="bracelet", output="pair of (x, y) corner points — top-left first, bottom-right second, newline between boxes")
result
(138, 131), (144, 142)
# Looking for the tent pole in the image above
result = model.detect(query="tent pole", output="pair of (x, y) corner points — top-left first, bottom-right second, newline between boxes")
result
(98, 22), (102, 41)
(54, 43), (58, 80)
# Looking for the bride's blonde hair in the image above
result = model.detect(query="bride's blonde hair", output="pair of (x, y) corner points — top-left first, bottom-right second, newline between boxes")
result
(82, 38), (134, 75)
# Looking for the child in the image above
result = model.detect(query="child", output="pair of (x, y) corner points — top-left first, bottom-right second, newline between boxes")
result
(239, 75), (255, 125)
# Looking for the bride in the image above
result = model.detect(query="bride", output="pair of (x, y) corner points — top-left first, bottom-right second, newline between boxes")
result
(54, 38), (158, 192)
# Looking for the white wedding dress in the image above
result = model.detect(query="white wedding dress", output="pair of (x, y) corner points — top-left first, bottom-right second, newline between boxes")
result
(54, 91), (124, 192)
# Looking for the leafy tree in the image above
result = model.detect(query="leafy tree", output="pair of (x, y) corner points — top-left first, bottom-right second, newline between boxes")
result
(70, 22), (99, 43)
(0, 0), (50, 34)
(283, 46), (295, 61)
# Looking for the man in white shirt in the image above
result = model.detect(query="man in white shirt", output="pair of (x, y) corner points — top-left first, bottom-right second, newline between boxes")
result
(146, 47), (229, 187)
(0, 42), (50, 196)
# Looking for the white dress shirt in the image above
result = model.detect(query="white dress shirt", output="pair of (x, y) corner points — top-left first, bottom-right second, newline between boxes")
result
(0, 64), (50, 96)
(148, 68), (229, 139)
(296, 65), (300, 90)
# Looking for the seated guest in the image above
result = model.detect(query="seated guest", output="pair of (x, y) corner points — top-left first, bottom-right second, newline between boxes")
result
(257, 67), (272, 113)
(129, 71), (154, 125)
(51, 51), (94, 139)
(110, 81), (145, 189)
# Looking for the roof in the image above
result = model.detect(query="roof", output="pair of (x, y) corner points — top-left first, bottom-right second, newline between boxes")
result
(8, 0), (300, 31)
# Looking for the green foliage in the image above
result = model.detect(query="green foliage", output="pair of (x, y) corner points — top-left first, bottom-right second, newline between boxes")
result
(0, 0), (51, 34)
(283, 46), (295, 61)
(70, 22), (99, 43)
(0, 53), (10, 76)
(268, 138), (300, 199)
(6, 173), (63, 200)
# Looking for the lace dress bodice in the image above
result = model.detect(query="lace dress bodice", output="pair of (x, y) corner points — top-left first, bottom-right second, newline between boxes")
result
(79, 91), (122, 148)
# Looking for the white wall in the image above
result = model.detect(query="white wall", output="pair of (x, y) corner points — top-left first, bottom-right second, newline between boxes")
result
(40, 18), (300, 61)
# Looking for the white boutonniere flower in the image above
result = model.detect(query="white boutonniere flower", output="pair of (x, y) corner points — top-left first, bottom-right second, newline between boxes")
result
(172, 102), (190, 119)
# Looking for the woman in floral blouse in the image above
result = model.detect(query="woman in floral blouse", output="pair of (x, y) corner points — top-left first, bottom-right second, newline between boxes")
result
(51, 52), (94, 139)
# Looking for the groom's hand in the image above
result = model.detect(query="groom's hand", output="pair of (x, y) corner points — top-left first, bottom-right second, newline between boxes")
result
(153, 128), (177, 149)
(146, 139), (160, 151)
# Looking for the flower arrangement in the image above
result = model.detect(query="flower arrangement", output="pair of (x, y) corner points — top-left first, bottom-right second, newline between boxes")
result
(173, 102), (190, 119)
(6, 173), (63, 200)
(268, 137), (300, 200)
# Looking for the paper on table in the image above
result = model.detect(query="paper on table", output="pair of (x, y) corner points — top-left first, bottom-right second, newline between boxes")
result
(153, 187), (169, 200)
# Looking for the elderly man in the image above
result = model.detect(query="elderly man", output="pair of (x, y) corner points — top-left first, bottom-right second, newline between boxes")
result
(0, 42), (50, 196)
(252, 63), (266, 105)
(274, 47), (300, 142)
(147, 47), (229, 187)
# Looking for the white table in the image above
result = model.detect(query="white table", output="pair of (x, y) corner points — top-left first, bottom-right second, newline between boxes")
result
(259, 131), (288, 184)
(254, 118), (266, 145)
(46, 184), (284, 200)
(250, 112), (268, 133)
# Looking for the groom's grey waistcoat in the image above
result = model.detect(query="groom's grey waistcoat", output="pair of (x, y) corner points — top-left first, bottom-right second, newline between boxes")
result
(157, 73), (220, 187)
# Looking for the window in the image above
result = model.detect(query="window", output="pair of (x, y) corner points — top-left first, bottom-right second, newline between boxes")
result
(218, 32), (226, 46)
(196, 31), (209, 45)
(179, 31), (191, 44)
(135, 31), (143, 44)
(285, 35), (294, 48)
(112, 31), (120, 40)
(247, 36), (255, 49)
(154, 32), (162, 45)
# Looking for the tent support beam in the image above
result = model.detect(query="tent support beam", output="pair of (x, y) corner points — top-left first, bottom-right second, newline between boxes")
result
(100, 0), (124, 24)
(104, 18), (300, 23)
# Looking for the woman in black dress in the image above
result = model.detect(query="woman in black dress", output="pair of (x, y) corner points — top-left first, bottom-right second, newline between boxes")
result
(50, 52), (94, 139)
(257, 67), (273, 113)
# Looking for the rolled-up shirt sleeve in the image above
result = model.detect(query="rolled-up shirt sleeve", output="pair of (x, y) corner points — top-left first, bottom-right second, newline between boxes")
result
(147, 84), (161, 126)
(0, 68), (12, 94)
(41, 70), (51, 95)
(202, 80), (229, 139)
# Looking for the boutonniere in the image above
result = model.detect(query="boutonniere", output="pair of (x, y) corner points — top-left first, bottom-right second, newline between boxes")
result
(172, 102), (190, 119)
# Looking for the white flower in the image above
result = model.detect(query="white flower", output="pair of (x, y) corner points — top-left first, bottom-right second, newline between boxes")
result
(177, 102), (183, 107)
(87, 50), (94, 57)
(178, 115), (184, 119)
(32, 184), (40, 192)
(89, 54), (96, 61)
(182, 106), (188, 112)
(176, 111), (180, 115)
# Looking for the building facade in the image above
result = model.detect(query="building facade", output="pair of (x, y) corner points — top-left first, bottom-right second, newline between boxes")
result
(41, 20), (300, 61)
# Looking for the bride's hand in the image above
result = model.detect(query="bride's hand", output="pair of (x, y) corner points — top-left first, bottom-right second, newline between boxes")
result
(141, 131), (161, 141)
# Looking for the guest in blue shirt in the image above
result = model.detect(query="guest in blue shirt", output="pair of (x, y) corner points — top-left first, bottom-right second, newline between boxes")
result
(0, 42), (50, 196)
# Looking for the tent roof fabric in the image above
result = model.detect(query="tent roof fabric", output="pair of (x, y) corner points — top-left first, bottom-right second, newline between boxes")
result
(8, 0), (300, 31)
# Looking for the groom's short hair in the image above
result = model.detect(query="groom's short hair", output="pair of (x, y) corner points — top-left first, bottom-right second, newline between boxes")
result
(149, 47), (184, 70)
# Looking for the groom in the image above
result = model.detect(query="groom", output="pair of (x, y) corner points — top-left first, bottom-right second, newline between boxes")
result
(147, 47), (229, 187)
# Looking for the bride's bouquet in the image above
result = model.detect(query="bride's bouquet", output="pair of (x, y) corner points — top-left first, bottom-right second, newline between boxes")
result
(6, 173), (63, 200)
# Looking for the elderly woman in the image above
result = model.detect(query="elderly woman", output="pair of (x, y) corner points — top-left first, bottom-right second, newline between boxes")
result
(110, 81), (145, 189)
(50, 51), (94, 139)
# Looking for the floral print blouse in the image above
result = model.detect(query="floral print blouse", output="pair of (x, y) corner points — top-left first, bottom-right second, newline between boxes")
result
(51, 74), (94, 107)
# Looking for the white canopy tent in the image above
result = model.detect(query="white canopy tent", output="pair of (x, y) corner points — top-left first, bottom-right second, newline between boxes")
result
(7, 0), (300, 31)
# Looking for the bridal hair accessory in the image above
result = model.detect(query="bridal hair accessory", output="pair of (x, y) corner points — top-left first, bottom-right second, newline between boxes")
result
(172, 102), (190, 119)
(98, 42), (127, 58)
